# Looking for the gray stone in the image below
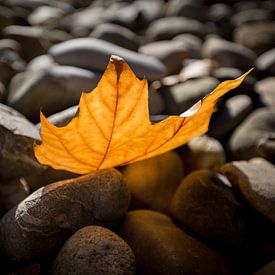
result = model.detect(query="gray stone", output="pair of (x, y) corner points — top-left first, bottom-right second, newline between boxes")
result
(25, 54), (56, 72)
(148, 88), (165, 115)
(209, 95), (253, 139)
(4, 0), (72, 11)
(256, 48), (275, 76)
(255, 77), (275, 107)
(0, 6), (16, 30)
(0, 39), (21, 53)
(50, 226), (135, 275)
(145, 17), (205, 41)
(166, 0), (205, 20)
(173, 33), (202, 59)
(202, 36), (256, 71)
(234, 23), (275, 55)
(49, 38), (167, 81)
(90, 23), (140, 51)
(0, 169), (130, 266)
(179, 135), (225, 173)
(110, 0), (165, 30)
(0, 178), (29, 215)
(121, 151), (184, 214)
(229, 108), (275, 161)
(179, 59), (216, 81)
(28, 6), (65, 27)
(0, 103), (44, 179)
(207, 4), (232, 23)
(0, 82), (5, 102)
(231, 9), (272, 27)
(162, 76), (219, 115)
(171, 170), (246, 249)
(3, 25), (53, 61)
(61, 5), (110, 37)
(221, 159), (275, 224)
(118, 210), (234, 275)
(139, 40), (189, 74)
(7, 65), (100, 122)
(0, 48), (26, 85)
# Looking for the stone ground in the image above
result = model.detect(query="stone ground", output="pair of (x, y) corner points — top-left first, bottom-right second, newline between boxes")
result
(0, 0), (274, 274)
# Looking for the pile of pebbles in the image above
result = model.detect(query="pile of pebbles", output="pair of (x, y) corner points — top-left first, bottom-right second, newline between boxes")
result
(0, 0), (274, 274)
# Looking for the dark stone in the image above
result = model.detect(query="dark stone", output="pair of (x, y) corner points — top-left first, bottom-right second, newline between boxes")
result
(0, 169), (130, 266)
(3, 25), (52, 61)
(171, 170), (247, 249)
(209, 95), (253, 139)
(0, 48), (26, 85)
(118, 210), (235, 275)
(231, 9), (272, 27)
(50, 226), (136, 275)
(166, 0), (206, 21)
(161, 76), (219, 115)
(0, 103), (44, 179)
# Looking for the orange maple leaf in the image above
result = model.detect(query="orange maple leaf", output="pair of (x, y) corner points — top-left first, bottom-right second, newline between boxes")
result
(34, 55), (252, 174)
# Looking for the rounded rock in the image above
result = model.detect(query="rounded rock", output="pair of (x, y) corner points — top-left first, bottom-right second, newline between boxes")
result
(49, 38), (167, 81)
(221, 159), (275, 224)
(229, 108), (275, 161)
(179, 135), (226, 173)
(118, 210), (234, 275)
(50, 226), (135, 275)
(202, 36), (256, 71)
(171, 170), (247, 249)
(0, 169), (130, 266)
(7, 65), (100, 122)
(122, 151), (184, 214)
